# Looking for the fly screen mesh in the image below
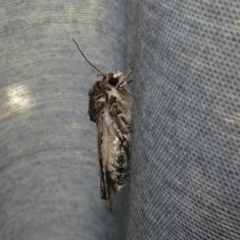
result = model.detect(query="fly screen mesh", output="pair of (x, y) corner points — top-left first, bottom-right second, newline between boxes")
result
(0, 1), (239, 240)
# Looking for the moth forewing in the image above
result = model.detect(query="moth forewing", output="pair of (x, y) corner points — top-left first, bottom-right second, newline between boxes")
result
(89, 71), (133, 211)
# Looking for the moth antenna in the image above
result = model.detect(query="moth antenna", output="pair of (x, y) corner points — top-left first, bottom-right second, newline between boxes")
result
(72, 39), (105, 75)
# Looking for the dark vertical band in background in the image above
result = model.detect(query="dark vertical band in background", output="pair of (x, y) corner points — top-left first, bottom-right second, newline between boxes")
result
(126, 1), (240, 240)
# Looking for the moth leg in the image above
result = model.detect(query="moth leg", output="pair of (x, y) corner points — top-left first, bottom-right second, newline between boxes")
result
(124, 67), (133, 79)
(117, 68), (133, 87)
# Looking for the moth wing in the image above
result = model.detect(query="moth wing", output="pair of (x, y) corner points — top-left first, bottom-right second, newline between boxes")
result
(97, 113), (113, 211)
(101, 94), (132, 195)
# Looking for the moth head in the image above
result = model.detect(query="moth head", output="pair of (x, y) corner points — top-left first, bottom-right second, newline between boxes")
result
(104, 71), (125, 87)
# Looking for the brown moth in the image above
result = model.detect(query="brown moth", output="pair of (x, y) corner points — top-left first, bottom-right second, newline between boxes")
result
(73, 40), (133, 211)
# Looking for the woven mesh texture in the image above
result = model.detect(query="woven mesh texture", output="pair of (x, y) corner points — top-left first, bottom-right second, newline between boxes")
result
(0, 0), (239, 239)
(126, 1), (240, 239)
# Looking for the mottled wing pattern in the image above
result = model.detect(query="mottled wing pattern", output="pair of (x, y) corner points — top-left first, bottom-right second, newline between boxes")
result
(88, 72), (133, 211)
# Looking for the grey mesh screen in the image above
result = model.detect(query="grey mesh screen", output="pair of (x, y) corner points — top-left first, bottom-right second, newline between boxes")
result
(0, 1), (239, 239)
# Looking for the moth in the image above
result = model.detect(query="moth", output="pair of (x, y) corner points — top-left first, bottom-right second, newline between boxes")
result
(73, 40), (133, 211)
